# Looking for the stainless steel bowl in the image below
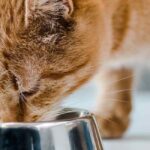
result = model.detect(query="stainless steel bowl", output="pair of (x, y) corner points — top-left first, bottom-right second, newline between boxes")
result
(0, 108), (103, 150)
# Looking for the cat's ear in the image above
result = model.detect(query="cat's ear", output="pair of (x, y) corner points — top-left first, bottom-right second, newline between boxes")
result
(39, 0), (74, 16)
(61, 0), (74, 16)
(25, 0), (74, 15)
(25, 0), (74, 24)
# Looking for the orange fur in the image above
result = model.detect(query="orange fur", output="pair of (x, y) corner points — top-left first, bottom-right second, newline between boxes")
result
(0, 0), (149, 138)
(0, 0), (103, 122)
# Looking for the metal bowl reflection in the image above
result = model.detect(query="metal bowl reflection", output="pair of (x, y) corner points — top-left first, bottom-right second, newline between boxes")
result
(0, 108), (103, 150)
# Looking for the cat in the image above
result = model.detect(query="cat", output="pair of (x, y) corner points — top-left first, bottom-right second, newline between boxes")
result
(0, 0), (150, 138)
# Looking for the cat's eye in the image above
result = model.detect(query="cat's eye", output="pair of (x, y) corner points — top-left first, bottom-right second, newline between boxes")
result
(21, 85), (39, 98)
(22, 90), (37, 97)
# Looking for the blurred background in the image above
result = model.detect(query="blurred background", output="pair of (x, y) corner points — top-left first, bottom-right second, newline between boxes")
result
(62, 68), (150, 150)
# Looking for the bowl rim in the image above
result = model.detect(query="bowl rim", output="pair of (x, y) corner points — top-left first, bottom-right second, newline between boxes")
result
(0, 108), (94, 127)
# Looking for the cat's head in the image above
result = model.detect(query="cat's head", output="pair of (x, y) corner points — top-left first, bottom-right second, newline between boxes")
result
(0, 0), (104, 122)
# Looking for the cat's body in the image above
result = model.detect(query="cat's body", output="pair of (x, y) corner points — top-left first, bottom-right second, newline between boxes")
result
(101, 0), (150, 67)
(0, 0), (149, 138)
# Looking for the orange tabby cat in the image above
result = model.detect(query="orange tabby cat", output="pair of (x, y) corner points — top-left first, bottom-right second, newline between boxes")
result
(0, 0), (149, 138)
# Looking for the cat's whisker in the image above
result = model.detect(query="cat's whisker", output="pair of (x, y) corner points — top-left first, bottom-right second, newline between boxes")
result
(104, 88), (134, 95)
(107, 75), (134, 87)
(19, 93), (40, 112)
(96, 74), (134, 88)
(36, 99), (79, 120)
(101, 98), (131, 104)
(18, 93), (62, 116)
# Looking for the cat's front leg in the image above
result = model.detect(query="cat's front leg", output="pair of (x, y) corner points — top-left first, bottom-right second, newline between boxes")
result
(93, 68), (133, 138)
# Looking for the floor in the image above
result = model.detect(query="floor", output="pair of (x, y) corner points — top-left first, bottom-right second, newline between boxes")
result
(62, 82), (150, 150)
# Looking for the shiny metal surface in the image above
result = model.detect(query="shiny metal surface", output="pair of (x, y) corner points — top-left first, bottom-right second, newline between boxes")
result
(0, 108), (103, 150)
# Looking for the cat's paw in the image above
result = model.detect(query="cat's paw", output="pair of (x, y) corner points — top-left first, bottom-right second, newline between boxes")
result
(96, 115), (130, 138)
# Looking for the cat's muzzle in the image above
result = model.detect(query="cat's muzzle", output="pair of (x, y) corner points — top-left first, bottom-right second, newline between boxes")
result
(0, 108), (103, 150)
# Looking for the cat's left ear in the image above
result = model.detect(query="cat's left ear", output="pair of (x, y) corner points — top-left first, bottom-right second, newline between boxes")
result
(26, 0), (74, 14)
(62, 0), (74, 16)
(25, 0), (74, 24)
(39, 0), (74, 16)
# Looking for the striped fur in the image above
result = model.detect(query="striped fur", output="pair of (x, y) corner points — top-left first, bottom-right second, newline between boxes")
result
(1, 0), (150, 139)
